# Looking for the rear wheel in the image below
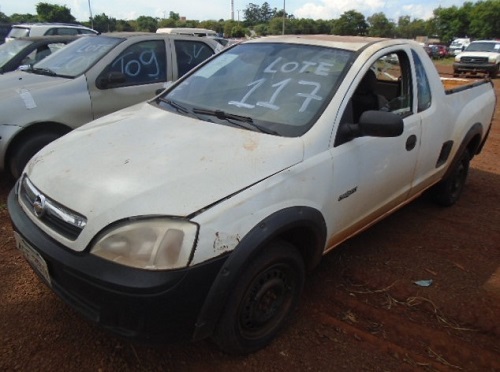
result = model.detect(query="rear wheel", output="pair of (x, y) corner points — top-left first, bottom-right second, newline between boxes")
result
(430, 149), (470, 206)
(212, 240), (305, 354)
(9, 132), (61, 179)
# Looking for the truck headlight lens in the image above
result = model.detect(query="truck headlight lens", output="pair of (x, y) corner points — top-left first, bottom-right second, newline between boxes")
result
(91, 219), (198, 270)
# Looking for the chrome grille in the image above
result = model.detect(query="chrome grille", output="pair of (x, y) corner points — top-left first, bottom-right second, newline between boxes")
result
(460, 56), (488, 64)
(19, 176), (87, 240)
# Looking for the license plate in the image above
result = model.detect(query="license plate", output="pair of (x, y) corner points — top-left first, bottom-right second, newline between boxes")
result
(14, 232), (52, 287)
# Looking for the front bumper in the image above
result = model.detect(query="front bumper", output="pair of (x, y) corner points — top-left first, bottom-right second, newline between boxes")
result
(453, 62), (497, 74)
(7, 187), (227, 342)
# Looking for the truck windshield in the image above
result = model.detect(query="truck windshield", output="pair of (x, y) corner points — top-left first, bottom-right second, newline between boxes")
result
(465, 42), (500, 53)
(32, 36), (122, 78)
(158, 42), (353, 137)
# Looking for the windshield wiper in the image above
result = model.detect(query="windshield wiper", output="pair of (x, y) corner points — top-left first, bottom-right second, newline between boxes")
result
(157, 97), (190, 114)
(27, 66), (58, 76)
(192, 108), (278, 135)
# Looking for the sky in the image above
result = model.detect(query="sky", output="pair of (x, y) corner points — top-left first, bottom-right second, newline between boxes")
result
(1, 0), (473, 23)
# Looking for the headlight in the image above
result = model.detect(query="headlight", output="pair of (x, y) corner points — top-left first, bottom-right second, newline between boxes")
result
(91, 218), (198, 270)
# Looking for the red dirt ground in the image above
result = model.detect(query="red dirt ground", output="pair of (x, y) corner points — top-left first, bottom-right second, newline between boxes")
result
(0, 64), (499, 371)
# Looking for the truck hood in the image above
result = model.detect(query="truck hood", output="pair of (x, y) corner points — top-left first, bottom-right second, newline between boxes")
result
(26, 102), (304, 223)
(458, 51), (500, 59)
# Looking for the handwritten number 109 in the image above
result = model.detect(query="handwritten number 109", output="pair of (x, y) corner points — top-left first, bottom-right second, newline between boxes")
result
(112, 50), (160, 78)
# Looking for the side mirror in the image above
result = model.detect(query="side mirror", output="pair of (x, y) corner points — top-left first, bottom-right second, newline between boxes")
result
(96, 71), (127, 89)
(358, 110), (404, 137)
(336, 111), (404, 145)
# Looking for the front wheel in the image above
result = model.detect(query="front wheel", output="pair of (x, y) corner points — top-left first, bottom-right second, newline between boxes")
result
(430, 149), (470, 206)
(212, 240), (305, 354)
(9, 132), (62, 179)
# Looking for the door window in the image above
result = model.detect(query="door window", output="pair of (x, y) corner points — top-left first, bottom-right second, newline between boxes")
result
(411, 50), (432, 112)
(98, 40), (167, 89)
(174, 40), (215, 77)
(335, 50), (413, 146)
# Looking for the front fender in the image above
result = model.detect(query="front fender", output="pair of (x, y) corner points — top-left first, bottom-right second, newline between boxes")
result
(192, 206), (326, 341)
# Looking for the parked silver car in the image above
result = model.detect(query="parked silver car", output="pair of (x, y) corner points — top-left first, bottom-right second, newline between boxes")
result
(0, 32), (219, 178)
(5, 23), (98, 42)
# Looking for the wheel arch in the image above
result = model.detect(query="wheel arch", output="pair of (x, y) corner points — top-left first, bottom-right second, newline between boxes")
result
(192, 206), (326, 341)
(4, 121), (72, 170)
(442, 123), (482, 181)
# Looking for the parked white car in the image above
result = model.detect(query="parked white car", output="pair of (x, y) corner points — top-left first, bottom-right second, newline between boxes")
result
(449, 38), (470, 56)
(453, 40), (500, 78)
(0, 32), (219, 178)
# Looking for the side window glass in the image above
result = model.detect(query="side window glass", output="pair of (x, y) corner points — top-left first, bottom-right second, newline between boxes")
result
(57, 28), (79, 36)
(412, 50), (432, 112)
(372, 53), (412, 116)
(97, 40), (167, 89)
(336, 50), (413, 146)
(174, 40), (214, 77)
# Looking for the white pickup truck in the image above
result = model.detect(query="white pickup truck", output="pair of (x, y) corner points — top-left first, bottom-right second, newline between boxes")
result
(0, 33), (219, 178)
(453, 40), (500, 78)
(8, 35), (496, 354)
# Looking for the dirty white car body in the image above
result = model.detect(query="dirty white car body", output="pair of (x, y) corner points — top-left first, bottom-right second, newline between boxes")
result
(0, 32), (219, 178)
(8, 35), (496, 354)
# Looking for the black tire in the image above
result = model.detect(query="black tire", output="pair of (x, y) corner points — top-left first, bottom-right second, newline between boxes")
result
(212, 240), (305, 354)
(490, 64), (499, 79)
(9, 132), (62, 179)
(431, 149), (470, 206)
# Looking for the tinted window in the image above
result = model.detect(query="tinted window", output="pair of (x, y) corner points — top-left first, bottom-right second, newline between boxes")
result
(174, 40), (215, 77)
(99, 40), (167, 88)
(53, 28), (79, 36)
(412, 50), (432, 112)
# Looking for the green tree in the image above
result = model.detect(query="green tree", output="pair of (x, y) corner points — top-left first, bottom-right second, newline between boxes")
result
(367, 12), (395, 37)
(0, 11), (9, 23)
(136, 16), (157, 32)
(223, 20), (238, 37)
(9, 13), (39, 23)
(244, 3), (262, 26)
(332, 10), (368, 36)
(469, 0), (500, 39)
(260, 2), (276, 23)
(395, 16), (414, 39)
(231, 25), (245, 38)
(199, 20), (223, 34)
(36, 2), (75, 23)
(253, 23), (269, 36)
(158, 18), (177, 28)
(432, 6), (461, 42)
(267, 17), (284, 35)
(169, 11), (180, 21)
(92, 13), (116, 33)
(115, 20), (134, 31)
